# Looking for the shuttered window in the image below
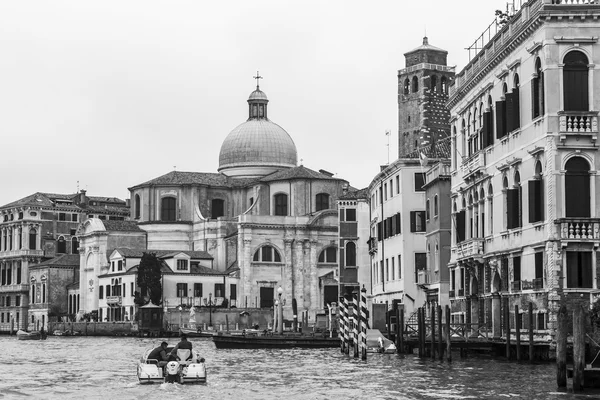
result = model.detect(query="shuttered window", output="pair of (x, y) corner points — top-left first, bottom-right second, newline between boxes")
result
(528, 180), (543, 223)
(565, 157), (590, 218)
(456, 210), (466, 243)
(566, 252), (592, 288)
(564, 51), (589, 112)
(495, 101), (507, 138)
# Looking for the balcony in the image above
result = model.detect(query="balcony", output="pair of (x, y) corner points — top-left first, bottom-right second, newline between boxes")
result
(106, 296), (122, 305)
(398, 62), (455, 76)
(556, 218), (600, 241)
(462, 152), (486, 181)
(0, 284), (29, 293)
(425, 162), (451, 186)
(0, 249), (45, 259)
(367, 237), (378, 255)
(533, 278), (544, 290)
(417, 271), (430, 285)
(456, 238), (485, 260)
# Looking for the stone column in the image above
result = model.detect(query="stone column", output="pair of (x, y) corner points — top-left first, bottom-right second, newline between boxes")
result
(241, 236), (253, 306)
(283, 237), (294, 309)
(309, 239), (319, 317)
(294, 239), (306, 310)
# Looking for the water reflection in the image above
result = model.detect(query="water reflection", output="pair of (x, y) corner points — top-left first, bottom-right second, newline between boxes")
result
(0, 336), (596, 400)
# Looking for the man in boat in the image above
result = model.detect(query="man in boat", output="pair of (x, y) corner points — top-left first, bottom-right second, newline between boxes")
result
(147, 341), (170, 367)
(169, 333), (193, 361)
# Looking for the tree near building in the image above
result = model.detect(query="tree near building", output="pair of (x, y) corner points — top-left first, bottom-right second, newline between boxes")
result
(135, 252), (162, 306)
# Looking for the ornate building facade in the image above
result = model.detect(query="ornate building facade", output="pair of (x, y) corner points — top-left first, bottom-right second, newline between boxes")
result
(447, 0), (600, 340)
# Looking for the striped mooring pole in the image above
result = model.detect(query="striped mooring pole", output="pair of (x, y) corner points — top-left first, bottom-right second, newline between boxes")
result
(344, 296), (351, 355)
(339, 296), (346, 354)
(353, 291), (359, 358)
(360, 286), (368, 360)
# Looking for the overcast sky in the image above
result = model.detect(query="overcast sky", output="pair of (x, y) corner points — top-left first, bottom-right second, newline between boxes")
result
(0, 0), (510, 206)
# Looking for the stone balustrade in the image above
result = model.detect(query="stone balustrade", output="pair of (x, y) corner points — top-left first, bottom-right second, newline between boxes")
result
(557, 218), (600, 240)
(559, 113), (598, 133)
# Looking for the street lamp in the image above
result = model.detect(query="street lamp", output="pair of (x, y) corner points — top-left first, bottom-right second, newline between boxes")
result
(208, 293), (213, 328)
(277, 286), (283, 334)
(178, 305), (183, 332)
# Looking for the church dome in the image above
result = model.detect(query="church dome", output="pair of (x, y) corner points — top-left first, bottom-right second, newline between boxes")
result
(218, 85), (298, 178)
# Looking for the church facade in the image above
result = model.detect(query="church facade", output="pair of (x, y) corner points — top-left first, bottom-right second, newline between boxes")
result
(78, 82), (350, 321)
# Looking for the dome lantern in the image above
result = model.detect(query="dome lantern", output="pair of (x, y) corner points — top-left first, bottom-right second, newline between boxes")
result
(248, 71), (269, 120)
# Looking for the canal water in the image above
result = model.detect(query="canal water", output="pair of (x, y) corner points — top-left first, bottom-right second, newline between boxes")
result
(0, 336), (597, 399)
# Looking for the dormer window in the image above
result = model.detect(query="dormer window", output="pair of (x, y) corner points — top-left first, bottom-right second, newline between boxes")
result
(177, 259), (189, 271)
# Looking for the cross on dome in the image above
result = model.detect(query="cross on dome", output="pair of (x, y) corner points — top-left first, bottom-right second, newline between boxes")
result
(253, 71), (263, 89)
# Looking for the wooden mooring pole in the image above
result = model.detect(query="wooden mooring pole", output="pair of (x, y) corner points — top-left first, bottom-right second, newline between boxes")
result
(515, 305), (521, 362)
(528, 302), (534, 362)
(430, 305), (436, 360)
(396, 307), (402, 354)
(556, 304), (567, 388)
(339, 297), (346, 354)
(353, 292), (359, 358)
(417, 307), (423, 358)
(445, 305), (451, 362)
(437, 305), (443, 361)
(504, 298), (510, 360)
(573, 305), (585, 392)
(360, 287), (368, 361)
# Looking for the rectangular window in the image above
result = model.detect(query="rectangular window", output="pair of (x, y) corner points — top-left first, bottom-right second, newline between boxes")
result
(414, 173), (425, 192)
(384, 183), (388, 201)
(6, 296), (10, 307)
(130, 282), (134, 297)
(385, 259), (389, 281)
(345, 209), (356, 222)
(394, 213), (401, 234)
(398, 255), (402, 279)
(214, 283), (225, 298)
(58, 213), (66, 221)
(15, 295), (20, 307)
(535, 252), (544, 285)
(177, 259), (188, 271)
(99, 286), (104, 299)
(389, 179), (394, 198)
(106, 285), (111, 297)
(194, 283), (203, 298)
(117, 260), (123, 271)
(71, 214), (78, 222)
(513, 256), (521, 291)
(567, 252), (593, 288)
(230, 284), (237, 300)
(391, 257), (395, 280)
(537, 313), (546, 330)
(177, 283), (188, 297)
(396, 175), (400, 194)
(414, 253), (426, 282)
(410, 211), (426, 232)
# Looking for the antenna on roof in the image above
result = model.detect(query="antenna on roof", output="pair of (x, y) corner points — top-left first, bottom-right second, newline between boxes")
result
(77, 180), (79, 192)
(173, 165), (177, 171)
(385, 130), (391, 165)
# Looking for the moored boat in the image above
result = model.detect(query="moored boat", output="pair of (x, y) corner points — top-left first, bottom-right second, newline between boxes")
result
(366, 329), (397, 354)
(212, 331), (339, 349)
(17, 330), (42, 340)
(179, 327), (214, 338)
(137, 344), (207, 384)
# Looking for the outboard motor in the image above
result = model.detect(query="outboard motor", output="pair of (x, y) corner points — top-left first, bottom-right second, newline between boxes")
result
(164, 361), (181, 383)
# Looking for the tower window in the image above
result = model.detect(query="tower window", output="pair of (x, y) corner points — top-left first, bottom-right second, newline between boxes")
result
(134, 194), (141, 219)
(211, 199), (225, 218)
(274, 194), (288, 216)
(161, 197), (177, 221)
(315, 193), (329, 212)
(412, 76), (419, 93)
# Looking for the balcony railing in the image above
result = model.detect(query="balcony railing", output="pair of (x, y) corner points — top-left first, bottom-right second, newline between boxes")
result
(0, 284), (29, 293)
(398, 62), (455, 75)
(417, 271), (430, 285)
(512, 281), (522, 292)
(426, 162), (452, 185)
(559, 112), (598, 133)
(551, 0), (599, 4)
(462, 152), (486, 180)
(106, 296), (122, 305)
(0, 249), (44, 259)
(556, 218), (600, 240)
(456, 238), (485, 260)
(533, 278), (544, 290)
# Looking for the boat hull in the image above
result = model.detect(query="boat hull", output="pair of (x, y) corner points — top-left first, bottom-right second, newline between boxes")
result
(212, 334), (339, 349)
(17, 330), (42, 340)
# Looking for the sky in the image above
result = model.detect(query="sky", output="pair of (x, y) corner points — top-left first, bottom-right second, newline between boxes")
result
(0, 0), (510, 206)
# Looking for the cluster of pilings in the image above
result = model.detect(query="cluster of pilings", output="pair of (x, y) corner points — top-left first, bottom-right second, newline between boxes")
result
(556, 304), (587, 393)
(338, 288), (368, 360)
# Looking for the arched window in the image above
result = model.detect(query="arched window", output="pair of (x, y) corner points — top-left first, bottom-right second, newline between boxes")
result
(211, 199), (225, 218)
(532, 58), (544, 118)
(315, 193), (330, 212)
(564, 51), (589, 111)
(412, 76), (419, 93)
(426, 199), (431, 221)
(318, 247), (337, 263)
(29, 228), (37, 250)
(134, 194), (141, 219)
(57, 236), (66, 254)
(511, 74), (521, 131)
(31, 284), (36, 304)
(430, 75), (438, 92)
(565, 157), (590, 217)
(161, 197), (176, 221)
(529, 161), (545, 223)
(404, 78), (410, 95)
(274, 193), (288, 216)
(345, 242), (356, 267)
(434, 195), (439, 217)
(441, 76), (447, 94)
(71, 237), (79, 254)
(252, 245), (282, 262)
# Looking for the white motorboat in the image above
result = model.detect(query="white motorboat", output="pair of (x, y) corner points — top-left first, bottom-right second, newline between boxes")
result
(366, 329), (397, 354)
(137, 345), (207, 384)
